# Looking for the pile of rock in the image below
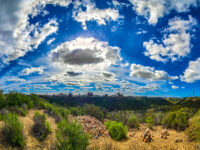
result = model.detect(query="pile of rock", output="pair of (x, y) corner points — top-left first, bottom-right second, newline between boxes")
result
(76, 115), (108, 138)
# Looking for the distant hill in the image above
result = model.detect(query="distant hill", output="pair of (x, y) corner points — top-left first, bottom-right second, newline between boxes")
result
(177, 97), (200, 108)
(40, 95), (172, 111)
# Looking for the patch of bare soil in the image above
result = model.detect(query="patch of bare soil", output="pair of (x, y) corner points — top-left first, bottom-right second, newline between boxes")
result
(88, 124), (199, 150)
(0, 110), (57, 150)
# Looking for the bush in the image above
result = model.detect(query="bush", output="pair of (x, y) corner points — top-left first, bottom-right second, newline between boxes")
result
(127, 114), (139, 129)
(83, 104), (103, 122)
(153, 112), (165, 125)
(162, 108), (190, 131)
(2, 113), (25, 148)
(32, 111), (51, 141)
(69, 107), (83, 116)
(186, 110), (200, 142)
(105, 121), (127, 140)
(145, 116), (153, 129)
(8, 105), (28, 116)
(56, 120), (89, 150)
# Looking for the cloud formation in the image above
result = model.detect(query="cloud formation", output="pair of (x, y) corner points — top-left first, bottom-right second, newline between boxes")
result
(129, 0), (199, 24)
(144, 16), (197, 62)
(130, 63), (178, 81)
(181, 58), (200, 83)
(20, 67), (44, 76)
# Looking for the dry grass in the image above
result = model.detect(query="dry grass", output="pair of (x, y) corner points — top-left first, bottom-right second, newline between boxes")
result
(88, 124), (198, 150)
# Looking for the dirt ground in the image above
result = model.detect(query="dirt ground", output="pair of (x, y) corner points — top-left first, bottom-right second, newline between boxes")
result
(0, 110), (57, 150)
(88, 124), (199, 150)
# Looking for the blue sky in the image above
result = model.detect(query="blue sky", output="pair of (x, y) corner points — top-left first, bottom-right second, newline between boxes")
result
(0, 0), (200, 97)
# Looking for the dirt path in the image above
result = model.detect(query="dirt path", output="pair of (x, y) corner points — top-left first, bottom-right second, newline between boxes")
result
(88, 124), (199, 150)
(0, 110), (57, 150)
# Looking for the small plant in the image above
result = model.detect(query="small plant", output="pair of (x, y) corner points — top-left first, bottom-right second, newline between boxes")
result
(105, 121), (127, 141)
(32, 111), (51, 141)
(56, 120), (89, 150)
(127, 114), (139, 129)
(145, 116), (153, 129)
(2, 113), (25, 148)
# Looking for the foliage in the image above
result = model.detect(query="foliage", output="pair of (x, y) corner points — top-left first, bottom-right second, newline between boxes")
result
(186, 110), (200, 142)
(105, 121), (127, 141)
(56, 120), (89, 150)
(162, 108), (192, 131)
(127, 114), (139, 129)
(153, 112), (165, 125)
(83, 104), (103, 122)
(0, 90), (6, 109)
(2, 113), (25, 148)
(145, 116), (154, 129)
(69, 107), (83, 116)
(32, 111), (51, 141)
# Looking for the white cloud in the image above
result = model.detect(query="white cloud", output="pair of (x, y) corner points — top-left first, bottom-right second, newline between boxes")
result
(181, 58), (200, 83)
(0, 0), (70, 63)
(130, 63), (178, 81)
(171, 85), (179, 89)
(7, 78), (26, 82)
(144, 16), (197, 62)
(129, 0), (198, 24)
(20, 67), (44, 76)
(73, 1), (122, 30)
(47, 38), (56, 45)
(48, 37), (122, 86)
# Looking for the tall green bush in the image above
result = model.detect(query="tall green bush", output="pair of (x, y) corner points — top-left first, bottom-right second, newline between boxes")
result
(105, 121), (127, 141)
(127, 114), (139, 129)
(56, 120), (89, 150)
(145, 116), (154, 129)
(83, 104), (103, 122)
(2, 113), (25, 148)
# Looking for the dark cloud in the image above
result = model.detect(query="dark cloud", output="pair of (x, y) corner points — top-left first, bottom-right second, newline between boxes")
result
(51, 48), (104, 65)
(103, 72), (113, 78)
(66, 71), (82, 76)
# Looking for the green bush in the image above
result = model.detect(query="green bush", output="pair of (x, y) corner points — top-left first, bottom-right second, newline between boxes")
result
(2, 113), (25, 148)
(145, 116), (153, 129)
(153, 112), (165, 125)
(83, 104), (103, 122)
(56, 120), (89, 150)
(186, 110), (200, 142)
(69, 107), (83, 116)
(162, 108), (190, 131)
(8, 105), (28, 116)
(105, 121), (127, 140)
(127, 114), (139, 129)
(32, 111), (51, 141)
(0, 90), (6, 109)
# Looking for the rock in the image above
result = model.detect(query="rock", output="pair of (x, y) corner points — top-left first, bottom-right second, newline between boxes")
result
(76, 115), (108, 138)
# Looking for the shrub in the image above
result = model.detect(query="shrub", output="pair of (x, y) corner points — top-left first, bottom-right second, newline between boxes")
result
(8, 106), (28, 116)
(0, 91), (6, 109)
(162, 108), (190, 131)
(105, 121), (127, 140)
(145, 116), (153, 129)
(186, 110), (200, 142)
(69, 107), (83, 116)
(153, 112), (165, 125)
(127, 114), (139, 129)
(83, 104), (103, 122)
(56, 120), (89, 150)
(32, 111), (51, 141)
(2, 113), (25, 148)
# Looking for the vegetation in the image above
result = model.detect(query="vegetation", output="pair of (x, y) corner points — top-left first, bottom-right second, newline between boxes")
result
(162, 108), (194, 131)
(186, 110), (200, 142)
(145, 116), (154, 129)
(127, 114), (140, 129)
(56, 120), (89, 150)
(32, 111), (52, 141)
(2, 113), (25, 148)
(105, 121), (127, 141)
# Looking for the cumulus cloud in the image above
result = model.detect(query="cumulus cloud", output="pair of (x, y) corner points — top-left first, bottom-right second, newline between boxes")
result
(144, 16), (197, 62)
(47, 38), (56, 45)
(171, 85), (179, 89)
(0, 0), (70, 63)
(130, 63), (178, 81)
(129, 0), (198, 24)
(48, 37), (121, 86)
(181, 58), (200, 83)
(73, 1), (122, 30)
(20, 67), (44, 76)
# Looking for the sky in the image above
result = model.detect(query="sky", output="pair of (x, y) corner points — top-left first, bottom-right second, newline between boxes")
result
(0, 0), (200, 97)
